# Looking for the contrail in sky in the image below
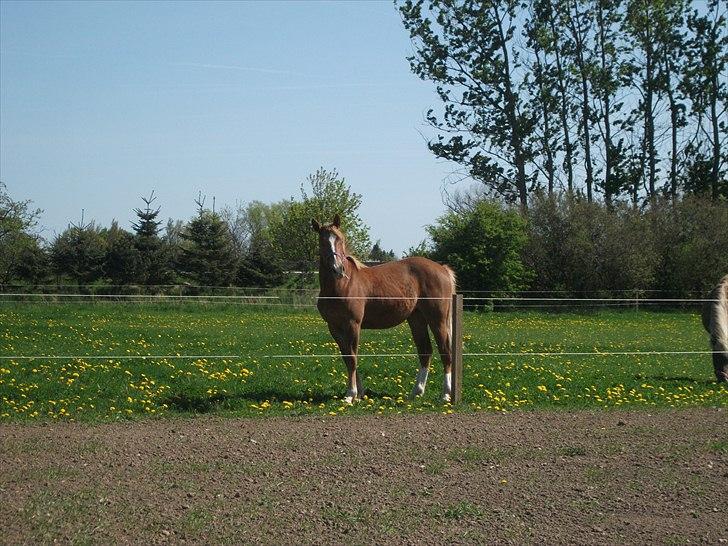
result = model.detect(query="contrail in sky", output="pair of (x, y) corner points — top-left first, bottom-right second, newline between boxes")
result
(171, 62), (304, 76)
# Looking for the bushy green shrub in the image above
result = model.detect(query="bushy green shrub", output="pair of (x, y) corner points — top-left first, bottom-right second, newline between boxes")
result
(428, 201), (533, 292)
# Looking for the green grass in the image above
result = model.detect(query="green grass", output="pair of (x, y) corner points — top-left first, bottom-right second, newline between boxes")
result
(1, 303), (725, 422)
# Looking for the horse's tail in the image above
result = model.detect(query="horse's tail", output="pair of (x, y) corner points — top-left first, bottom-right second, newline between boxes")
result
(708, 275), (728, 355)
(443, 265), (457, 343)
(443, 265), (457, 296)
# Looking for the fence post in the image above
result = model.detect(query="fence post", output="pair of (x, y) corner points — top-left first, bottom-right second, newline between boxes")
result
(451, 293), (464, 404)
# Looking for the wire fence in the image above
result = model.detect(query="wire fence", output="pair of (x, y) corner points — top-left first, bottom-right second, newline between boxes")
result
(0, 291), (718, 364)
(0, 350), (721, 361)
(0, 294), (716, 314)
(0, 283), (714, 294)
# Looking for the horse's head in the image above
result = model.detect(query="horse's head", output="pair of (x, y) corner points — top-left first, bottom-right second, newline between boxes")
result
(311, 214), (348, 279)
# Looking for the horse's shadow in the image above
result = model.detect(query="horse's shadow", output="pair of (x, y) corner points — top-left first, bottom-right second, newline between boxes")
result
(632, 374), (716, 386)
(161, 387), (397, 414)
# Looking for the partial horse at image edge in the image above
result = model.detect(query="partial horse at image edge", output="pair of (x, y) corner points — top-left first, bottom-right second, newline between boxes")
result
(702, 274), (728, 382)
(312, 214), (456, 403)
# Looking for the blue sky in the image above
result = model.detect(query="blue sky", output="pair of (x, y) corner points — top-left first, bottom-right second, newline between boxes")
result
(0, 0), (459, 254)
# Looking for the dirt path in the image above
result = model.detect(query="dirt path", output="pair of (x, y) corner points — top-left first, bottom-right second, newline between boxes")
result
(2, 408), (726, 545)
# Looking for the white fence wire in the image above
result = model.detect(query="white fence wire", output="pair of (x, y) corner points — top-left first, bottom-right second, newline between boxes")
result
(0, 350), (721, 361)
(0, 292), (718, 362)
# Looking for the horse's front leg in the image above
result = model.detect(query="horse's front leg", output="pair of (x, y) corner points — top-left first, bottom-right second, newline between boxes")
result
(329, 321), (361, 404)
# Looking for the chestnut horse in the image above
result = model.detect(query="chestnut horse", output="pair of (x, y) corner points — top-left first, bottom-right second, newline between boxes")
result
(312, 214), (456, 403)
(702, 274), (728, 382)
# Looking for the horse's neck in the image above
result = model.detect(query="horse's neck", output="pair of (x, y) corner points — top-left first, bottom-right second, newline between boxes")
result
(318, 259), (354, 295)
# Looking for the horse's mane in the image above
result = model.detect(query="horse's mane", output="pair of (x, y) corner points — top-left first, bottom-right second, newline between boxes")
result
(346, 255), (368, 270)
(328, 224), (368, 271)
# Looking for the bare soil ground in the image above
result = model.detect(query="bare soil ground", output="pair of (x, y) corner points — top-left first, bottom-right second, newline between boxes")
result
(2, 408), (727, 545)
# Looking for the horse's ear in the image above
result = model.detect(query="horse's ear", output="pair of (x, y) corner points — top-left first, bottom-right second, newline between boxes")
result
(332, 214), (341, 228)
(311, 219), (321, 232)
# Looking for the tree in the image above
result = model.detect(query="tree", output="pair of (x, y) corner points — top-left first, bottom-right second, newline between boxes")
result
(221, 200), (287, 287)
(13, 239), (49, 285)
(623, 0), (682, 200)
(368, 241), (396, 263)
(0, 182), (41, 242)
(524, 0), (561, 195)
(524, 194), (658, 293)
(538, 0), (578, 193)
(0, 183), (45, 284)
(562, 0), (597, 202)
(104, 221), (142, 285)
(591, 0), (628, 206)
(427, 201), (533, 292)
(399, 0), (534, 209)
(270, 168), (371, 270)
(179, 195), (237, 286)
(646, 197), (728, 295)
(683, 0), (728, 200)
(654, 0), (690, 200)
(132, 192), (174, 285)
(50, 220), (107, 285)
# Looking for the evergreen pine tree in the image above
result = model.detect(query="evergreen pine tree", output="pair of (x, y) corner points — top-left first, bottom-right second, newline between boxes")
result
(105, 221), (142, 285)
(132, 192), (173, 285)
(180, 194), (238, 286)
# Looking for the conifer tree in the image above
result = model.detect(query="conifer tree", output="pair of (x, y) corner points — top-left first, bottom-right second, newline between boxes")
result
(132, 192), (173, 285)
(180, 194), (237, 286)
(105, 221), (142, 285)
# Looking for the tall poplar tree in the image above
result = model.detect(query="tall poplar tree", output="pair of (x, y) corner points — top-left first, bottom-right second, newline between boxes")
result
(399, 0), (534, 209)
(592, 0), (626, 206)
(683, 0), (728, 199)
(563, 0), (597, 201)
(525, 0), (560, 195)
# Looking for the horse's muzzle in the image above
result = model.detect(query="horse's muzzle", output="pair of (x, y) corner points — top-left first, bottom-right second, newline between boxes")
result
(326, 254), (346, 279)
(332, 261), (346, 279)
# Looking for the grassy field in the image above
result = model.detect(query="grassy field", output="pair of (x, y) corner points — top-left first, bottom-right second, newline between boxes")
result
(1, 303), (726, 422)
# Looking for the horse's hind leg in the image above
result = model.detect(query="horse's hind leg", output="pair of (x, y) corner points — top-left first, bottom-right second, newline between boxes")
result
(408, 312), (433, 399)
(713, 351), (728, 382)
(427, 312), (453, 402)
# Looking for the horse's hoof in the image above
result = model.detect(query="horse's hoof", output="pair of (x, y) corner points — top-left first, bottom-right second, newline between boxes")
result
(409, 388), (424, 400)
(442, 393), (451, 403)
(343, 395), (355, 405)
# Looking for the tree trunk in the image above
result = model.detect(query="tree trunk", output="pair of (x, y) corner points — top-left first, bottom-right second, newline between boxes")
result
(494, 3), (529, 210)
(597, 2), (614, 207)
(535, 49), (556, 195)
(568, 0), (594, 201)
(663, 48), (679, 202)
(548, 10), (574, 193)
(645, 47), (657, 199)
(710, 68), (720, 200)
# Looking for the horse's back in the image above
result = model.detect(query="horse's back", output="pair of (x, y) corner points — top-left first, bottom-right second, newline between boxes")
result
(365, 256), (455, 296)
(352, 256), (454, 329)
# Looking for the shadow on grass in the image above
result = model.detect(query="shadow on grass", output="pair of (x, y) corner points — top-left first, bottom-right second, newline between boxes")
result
(633, 374), (716, 386)
(161, 387), (399, 413)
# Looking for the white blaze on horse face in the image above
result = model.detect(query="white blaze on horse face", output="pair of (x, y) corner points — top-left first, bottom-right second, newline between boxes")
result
(327, 233), (345, 278)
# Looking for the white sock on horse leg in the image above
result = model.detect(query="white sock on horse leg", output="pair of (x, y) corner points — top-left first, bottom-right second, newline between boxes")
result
(343, 387), (357, 404)
(442, 371), (452, 402)
(410, 367), (429, 398)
